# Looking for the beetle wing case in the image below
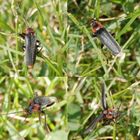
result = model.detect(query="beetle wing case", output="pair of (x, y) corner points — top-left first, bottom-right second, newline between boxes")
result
(25, 34), (37, 67)
(84, 113), (104, 135)
(96, 28), (121, 55)
(33, 96), (57, 110)
(91, 20), (122, 55)
(101, 82), (108, 110)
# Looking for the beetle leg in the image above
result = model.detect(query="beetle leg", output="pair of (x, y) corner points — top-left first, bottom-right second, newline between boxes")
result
(37, 47), (43, 54)
(38, 112), (41, 124)
(42, 111), (50, 133)
(36, 40), (42, 53)
(36, 40), (40, 46)
(42, 111), (47, 128)
(21, 46), (26, 51)
(92, 33), (96, 37)
(19, 33), (26, 39)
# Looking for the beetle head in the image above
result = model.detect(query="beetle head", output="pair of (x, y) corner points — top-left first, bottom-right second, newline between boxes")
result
(26, 28), (35, 35)
(90, 20), (103, 33)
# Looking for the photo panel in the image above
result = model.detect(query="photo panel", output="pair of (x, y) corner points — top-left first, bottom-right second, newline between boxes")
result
(0, 0), (67, 77)
(67, 77), (139, 139)
(0, 77), (67, 139)
(67, 0), (140, 78)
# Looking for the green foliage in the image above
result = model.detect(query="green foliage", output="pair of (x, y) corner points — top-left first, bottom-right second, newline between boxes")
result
(0, 0), (140, 140)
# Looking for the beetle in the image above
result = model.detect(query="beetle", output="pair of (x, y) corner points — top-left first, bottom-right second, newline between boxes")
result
(90, 19), (121, 55)
(0, 93), (57, 130)
(19, 28), (42, 68)
(83, 82), (120, 135)
(25, 93), (57, 129)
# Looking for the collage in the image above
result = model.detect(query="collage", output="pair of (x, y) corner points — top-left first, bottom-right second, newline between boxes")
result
(0, 0), (140, 140)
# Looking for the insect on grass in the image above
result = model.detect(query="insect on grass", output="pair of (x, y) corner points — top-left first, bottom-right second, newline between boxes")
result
(0, 93), (57, 131)
(25, 93), (57, 130)
(84, 81), (120, 135)
(19, 28), (42, 68)
(90, 19), (122, 55)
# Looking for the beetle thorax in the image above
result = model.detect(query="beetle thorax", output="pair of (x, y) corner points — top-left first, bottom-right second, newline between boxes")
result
(27, 100), (41, 114)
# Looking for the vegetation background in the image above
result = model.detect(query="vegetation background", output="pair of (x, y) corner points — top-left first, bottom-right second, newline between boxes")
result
(0, 0), (140, 140)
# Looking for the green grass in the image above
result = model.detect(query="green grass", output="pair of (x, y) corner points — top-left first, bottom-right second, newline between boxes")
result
(0, 0), (140, 140)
